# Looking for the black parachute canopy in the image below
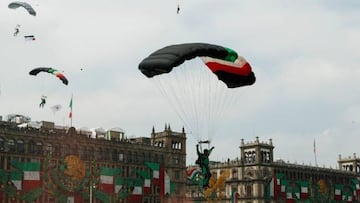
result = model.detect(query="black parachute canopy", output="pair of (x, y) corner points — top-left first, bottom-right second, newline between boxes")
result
(138, 43), (255, 88)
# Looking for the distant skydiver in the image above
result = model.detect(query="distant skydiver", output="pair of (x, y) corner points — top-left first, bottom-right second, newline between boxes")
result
(177, 4), (180, 14)
(39, 95), (47, 108)
(13, 24), (20, 37)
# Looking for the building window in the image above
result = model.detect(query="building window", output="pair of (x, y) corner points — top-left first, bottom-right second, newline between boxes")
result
(54, 144), (60, 157)
(175, 171), (180, 180)
(232, 169), (238, 180)
(245, 184), (252, 197)
(28, 140), (35, 154)
(104, 148), (110, 160)
(17, 140), (25, 153)
(118, 152), (124, 162)
(97, 147), (103, 160)
(8, 139), (15, 153)
(134, 152), (138, 163)
(112, 149), (118, 161)
(45, 143), (52, 154)
(36, 141), (43, 155)
(173, 157), (179, 165)
(0, 137), (4, 151)
(128, 151), (132, 163)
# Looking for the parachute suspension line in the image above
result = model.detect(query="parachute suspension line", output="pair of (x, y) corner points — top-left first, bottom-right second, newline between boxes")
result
(152, 58), (239, 143)
(152, 70), (195, 141)
(151, 59), (208, 142)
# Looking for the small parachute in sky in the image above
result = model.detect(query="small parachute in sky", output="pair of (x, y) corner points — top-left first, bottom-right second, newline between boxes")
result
(24, 35), (35, 41)
(8, 1), (36, 16)
(29, 67), (69, 85)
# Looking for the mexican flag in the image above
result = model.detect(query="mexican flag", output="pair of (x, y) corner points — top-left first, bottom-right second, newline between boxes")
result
(286, 187), (295, 203)
(296, 180), (309, 199)
(352, 178), (360, 195)
(276, 173), (285, 195)
(266, 175), (276, 199)
(115, 177), (124, 193)
(68, 95), (73, 118)
(293, 186), (300, 200)
(12, 162), (41, 191)
(145, 162), (174, 198)
(128, 179), (143, 203)
(10, 170), (22, 190)
(99, 167), (121, 193)
(164, 172), (171, 195)
(334, 184), (343, 201)
(186, 167), (201, 183)
(145, 162), (160, 184)
(137, 170), (151, 194)
(280, 179), (289, 198)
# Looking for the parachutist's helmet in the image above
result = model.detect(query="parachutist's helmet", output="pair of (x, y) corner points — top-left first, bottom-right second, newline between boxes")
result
(204, 149), (209, 154)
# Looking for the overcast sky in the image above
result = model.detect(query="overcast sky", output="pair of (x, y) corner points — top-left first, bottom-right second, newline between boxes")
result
(1, 0), (360, 168)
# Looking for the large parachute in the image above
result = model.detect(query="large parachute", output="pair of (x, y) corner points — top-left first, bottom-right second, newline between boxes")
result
(8, 1), (36, 16)
(139, 43), (255, 88)
(139, 43), (255, 142)
(29, 67), (69, 85)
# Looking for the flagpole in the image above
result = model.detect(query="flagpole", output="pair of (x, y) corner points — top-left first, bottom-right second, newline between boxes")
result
(314, 138), (317, 166)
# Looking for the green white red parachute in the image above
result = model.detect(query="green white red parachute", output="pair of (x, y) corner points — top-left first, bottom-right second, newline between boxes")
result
(29, 67), (69, 85)
(138, 43), (255, 88)
(138, 43), (255, 142)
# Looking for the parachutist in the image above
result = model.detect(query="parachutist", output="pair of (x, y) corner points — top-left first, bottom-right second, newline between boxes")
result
(177, 5), (180, 14)
(14, 27), (20, 37)
(39, 95), (47, 108)
(196, 144), (214, 188)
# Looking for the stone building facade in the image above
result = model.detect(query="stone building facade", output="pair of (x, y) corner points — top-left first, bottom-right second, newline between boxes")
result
(0, 120), (187, 203)
(187, 137), (360, 203)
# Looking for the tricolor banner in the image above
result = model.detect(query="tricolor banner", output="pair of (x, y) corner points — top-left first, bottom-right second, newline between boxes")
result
(137, 170), (151, 194)
(10, 170), (22, 190)
(99, 167), (121, 193)
(11, 161), (41, 191)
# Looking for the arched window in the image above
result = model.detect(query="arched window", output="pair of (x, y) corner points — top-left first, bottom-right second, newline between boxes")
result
(232, 169), (238, 180)
(8, 139), (15, 152)
(17, 140), (25, 153)
(36, 141), (43, 155)
(118, 151), (124, 162)
(28, 140), (35, 154)
(45, 143), (52, 154)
